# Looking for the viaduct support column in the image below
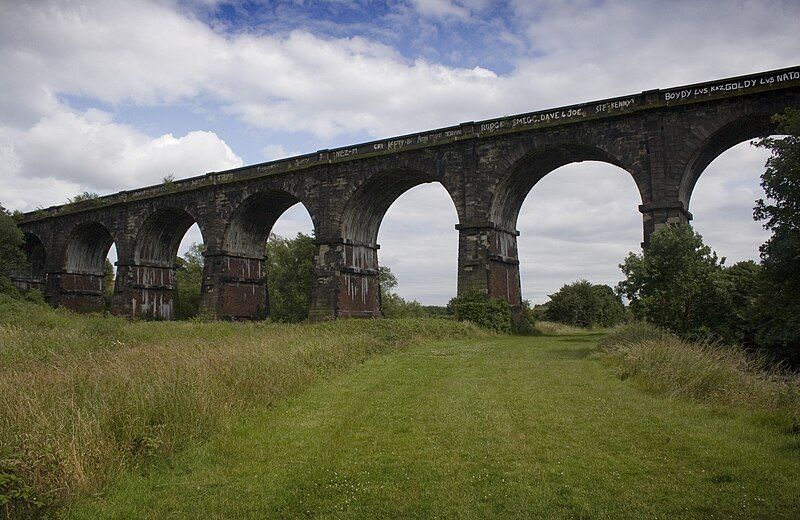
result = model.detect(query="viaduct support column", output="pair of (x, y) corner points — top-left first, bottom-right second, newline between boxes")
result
(309, 239), (382, 320)
(9, 273), (46, 294)
(456, 222), (522, 313)
(113, 262), (176, 320)
(201, 250), (267, 320)
(639, 201), (693, 245)
(48, 271), (106, 313)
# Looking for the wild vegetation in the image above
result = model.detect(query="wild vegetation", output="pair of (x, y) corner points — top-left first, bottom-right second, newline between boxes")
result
(66, 192), (100, 205)
(63, 327), (800, 519)
(751, 109), (800, 361)
(0, 295), (487, 517)
(597, 322), (800, 433)
(0, 204), (24, 291)
(543, 280), (625, 328)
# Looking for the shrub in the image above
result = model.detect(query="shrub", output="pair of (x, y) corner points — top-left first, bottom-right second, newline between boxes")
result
(545, 280), (625, 327)
(67, 192), (101, 206)
(511, 300), (537, 335)
(449, 290), (512, 333)
(1, 459), (46, 518)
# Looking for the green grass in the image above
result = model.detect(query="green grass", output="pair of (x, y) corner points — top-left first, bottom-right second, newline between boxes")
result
(65, 332), (800, 519)
(4, 297), (799, 518)
(0, 295), (488, 517)
(597, 322), (800, 433)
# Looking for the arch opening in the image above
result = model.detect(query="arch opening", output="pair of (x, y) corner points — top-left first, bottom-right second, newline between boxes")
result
(218, 190), (316, 321)
(514, 160), (643, 305)
(680, 114), (776, 207)
(688, 139), (778, 266)
(342, 170), (438, 246)
(490, 144), (635, 232)
(22, 232), (46, 280)
(135, 208), (199, 267)
(131, 208), (202, 320)
(340, 170), (460, 318)
(11, 233), (47, 294)
(64, 222), (115, 275)
(224, 190), (303, 256)
(60, 222), (118, 312)
(377, 182), (460, 314)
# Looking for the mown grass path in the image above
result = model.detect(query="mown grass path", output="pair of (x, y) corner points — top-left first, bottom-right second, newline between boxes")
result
(67, 333), (800, 519)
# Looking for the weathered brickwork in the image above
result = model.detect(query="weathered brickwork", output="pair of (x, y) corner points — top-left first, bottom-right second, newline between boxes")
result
(15, 66), (800, 320)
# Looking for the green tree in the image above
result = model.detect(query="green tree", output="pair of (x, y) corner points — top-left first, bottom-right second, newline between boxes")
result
(378, 266), (397, 295)
(377, 265), (428, 318)
(420, 305), (450, 317)
(175, 243), (204, 319)
(0, 203), (25, 283)
(265, 232), (315, 322)
(617, 224), (726, 339)
(752, 108), (800, 361)
(717, 260), (761, 347)
(545, 280), (625, 328)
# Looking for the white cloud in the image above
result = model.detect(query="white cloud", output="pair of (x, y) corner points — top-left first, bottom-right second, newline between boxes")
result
(4, 107), (242, 209)
(262, 144), (301, 161)
(3, 0), (797, 142)
(409, 0), (472, 19)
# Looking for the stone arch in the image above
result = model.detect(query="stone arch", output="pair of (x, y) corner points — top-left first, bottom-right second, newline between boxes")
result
(490, 143), (643, 232)
(209, 190), (317, 321)
(22, 232), (46, 279)
(318, 168), (461, 319)
(134, 208), (202, 267)
(341, 169), (459, 245)
(679, 113), (776, 207)
(54, 221), (117, 313)
(63, 221), (115, 275)
(125, 208), (204, 320)
(224, 190), (315, 256)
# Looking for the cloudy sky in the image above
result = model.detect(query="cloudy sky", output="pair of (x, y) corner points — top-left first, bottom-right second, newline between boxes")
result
(1, 0), (798, 305)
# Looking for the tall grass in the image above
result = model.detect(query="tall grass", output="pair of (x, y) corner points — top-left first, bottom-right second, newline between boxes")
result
(0, 295), (487, 516)
(534, 320), (606, 335)
(597, 322), (800, 432)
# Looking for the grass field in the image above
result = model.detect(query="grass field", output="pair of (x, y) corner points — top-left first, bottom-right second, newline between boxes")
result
(64, 332), (800, 519)
(0, 296), (487, 517)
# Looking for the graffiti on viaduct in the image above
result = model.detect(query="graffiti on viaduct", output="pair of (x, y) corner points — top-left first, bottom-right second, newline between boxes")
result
(12, 66), (800, 320)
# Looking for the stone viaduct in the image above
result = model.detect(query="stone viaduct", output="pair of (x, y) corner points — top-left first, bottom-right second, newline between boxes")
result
(13, 66), (800, 320)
